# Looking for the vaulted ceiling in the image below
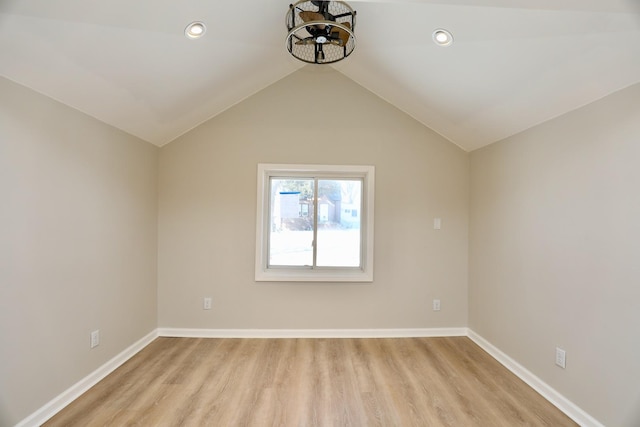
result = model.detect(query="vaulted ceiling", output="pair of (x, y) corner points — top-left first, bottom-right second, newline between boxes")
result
(1, 0), (639, 151)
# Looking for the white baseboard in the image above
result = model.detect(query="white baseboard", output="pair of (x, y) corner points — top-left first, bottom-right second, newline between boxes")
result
(15, 329), (158, 427)
(157, 327), (469, 339)
(467, 329), (604, 427)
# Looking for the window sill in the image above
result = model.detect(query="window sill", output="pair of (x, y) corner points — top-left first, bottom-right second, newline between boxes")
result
(255, 267), (373, 282)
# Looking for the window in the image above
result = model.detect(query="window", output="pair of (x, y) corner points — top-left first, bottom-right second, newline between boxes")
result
(255, 164), (374, 282)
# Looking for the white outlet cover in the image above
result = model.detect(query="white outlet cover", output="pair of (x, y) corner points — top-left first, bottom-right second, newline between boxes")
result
(555, 347), (566, 369)
(90, 330), (100, 348)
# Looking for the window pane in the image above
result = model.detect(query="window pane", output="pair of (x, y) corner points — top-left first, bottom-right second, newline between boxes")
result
(316, 179), (362, 267)
(268, 178), (314, 267)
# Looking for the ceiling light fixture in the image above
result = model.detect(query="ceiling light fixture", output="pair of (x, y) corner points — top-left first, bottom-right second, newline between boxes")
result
(185, 21), (206, 39)
(286, 1), (357, 64)
(432, 28), (453, 47)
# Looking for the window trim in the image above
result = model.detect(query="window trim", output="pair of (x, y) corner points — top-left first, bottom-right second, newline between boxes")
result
(255, 163), (375, 282)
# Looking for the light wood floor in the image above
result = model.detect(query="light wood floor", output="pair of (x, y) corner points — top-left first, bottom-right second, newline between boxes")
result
(45, 337), (577, 426)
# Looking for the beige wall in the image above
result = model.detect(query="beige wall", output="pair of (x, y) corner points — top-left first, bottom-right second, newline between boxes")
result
(158, 67), (469, 330)
(0, 77), (158, 425)
(469, 83), (640, 426)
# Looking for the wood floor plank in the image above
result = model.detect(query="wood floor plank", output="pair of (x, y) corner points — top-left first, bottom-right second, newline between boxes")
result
(44, 337), (577, 426)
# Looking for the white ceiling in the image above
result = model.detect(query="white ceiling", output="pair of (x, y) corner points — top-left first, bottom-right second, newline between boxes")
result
(1, 0), (639, 151)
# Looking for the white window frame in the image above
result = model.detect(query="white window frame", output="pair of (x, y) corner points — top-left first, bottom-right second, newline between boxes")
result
(255, 163), (374, 282)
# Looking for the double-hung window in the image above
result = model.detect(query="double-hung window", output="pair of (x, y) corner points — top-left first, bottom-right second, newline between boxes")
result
(255, 164), (374, 282)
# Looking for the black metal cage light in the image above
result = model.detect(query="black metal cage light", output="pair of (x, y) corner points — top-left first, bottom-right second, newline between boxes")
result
(286, 0), (356, 64)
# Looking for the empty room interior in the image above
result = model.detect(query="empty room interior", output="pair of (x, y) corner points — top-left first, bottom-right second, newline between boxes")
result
(1, 1), (639, 426)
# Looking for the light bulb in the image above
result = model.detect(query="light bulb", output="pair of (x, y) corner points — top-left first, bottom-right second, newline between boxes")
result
(185, 22), (206, 39)
(432, 29), (453, 47)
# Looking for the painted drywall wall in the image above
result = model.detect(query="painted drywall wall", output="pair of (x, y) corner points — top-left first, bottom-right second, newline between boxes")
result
(469, 83), (640, 426)
(0, 77), (158, 425)
(158, 67), (469, 330)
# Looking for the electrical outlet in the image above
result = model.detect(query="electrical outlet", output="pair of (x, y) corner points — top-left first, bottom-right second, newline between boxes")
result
(203, 297), (212, 310)
(555, 347), (566, 369)
(433, 218), (442, 230)
(433, 299), (441, 311)
(90, 330), (100, 348)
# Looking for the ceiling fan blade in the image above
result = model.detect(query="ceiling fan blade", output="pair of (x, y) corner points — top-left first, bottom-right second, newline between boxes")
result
(299, 10), (327, 31)
(299, 11), (327, 30)
(295, 37), (316, 45)
(330, 22), (351, 46)
(299, 11), (324, 21)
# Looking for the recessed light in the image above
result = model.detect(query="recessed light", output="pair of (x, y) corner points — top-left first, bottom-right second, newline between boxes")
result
(432, 28), (453, 47)
(185, 21), (206, 39)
